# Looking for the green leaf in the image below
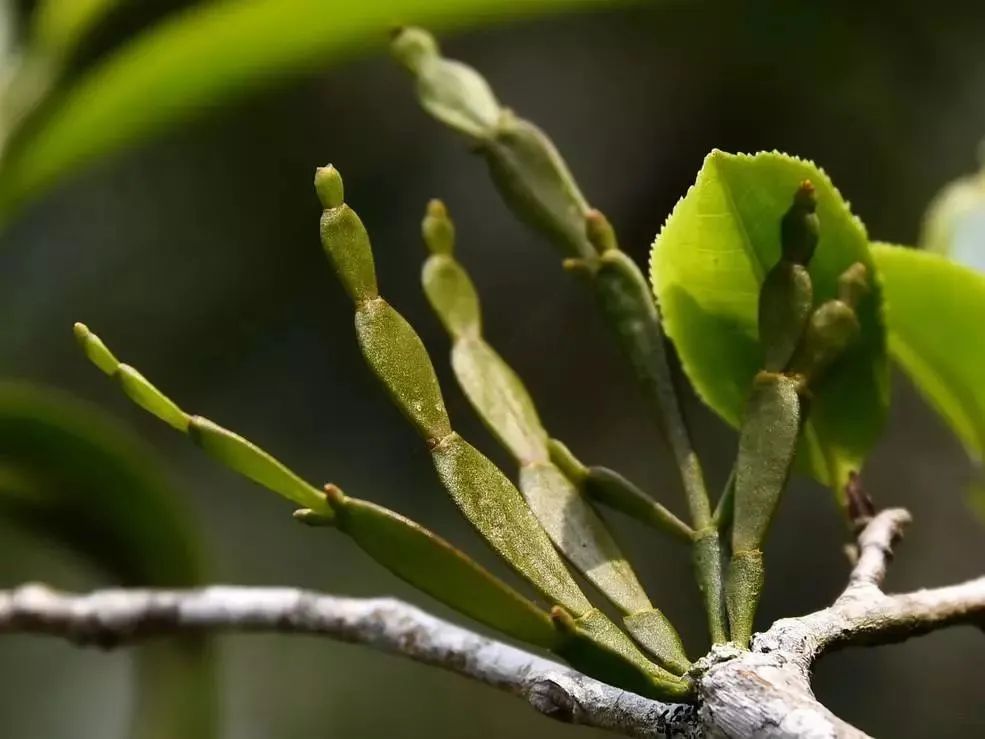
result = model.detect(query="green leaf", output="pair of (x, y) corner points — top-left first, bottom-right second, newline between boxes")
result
(871, 244), (985, 462)
(552, 608), (690, 700)
(651, 150), (890, 492)
(393, 26), (594, 259)
(731, 374), (802, 555)
(391, 27), (501, 139)
(0, 381), (215, 739)
(577, 463), (693, 542)
(450, 339), (546, 463)
(0, 0), (615, 219)
(355, 298), (453, 443)
(317, 178), (686, 691)
(319, 171), (590, 614)
(516, 462), (639, 605)
(398, 32), (727, 643)
(76, 326), (689, 697)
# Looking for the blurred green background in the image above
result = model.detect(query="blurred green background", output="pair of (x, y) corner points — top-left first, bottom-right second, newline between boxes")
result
(1, 1), (984, 737)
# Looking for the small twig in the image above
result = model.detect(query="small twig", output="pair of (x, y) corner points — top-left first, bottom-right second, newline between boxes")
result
(844, 471), (875, 531)
(701, 509), (985, 738)
(0, 584), (694, 738)
(758, 508), (984, 661)
(701, 569), (985, 739)
(843, 507), (912, 593)
(2, 509), (984, 739)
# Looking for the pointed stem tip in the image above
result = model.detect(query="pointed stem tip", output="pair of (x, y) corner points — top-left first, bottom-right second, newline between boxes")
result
(585, 209), (618, 253)
(793, 179), (816, 209)
(72, 321), (120, 376)
(390, 26), (438, 72)
(781, 179), (820, 265)
(837, 262), (869, 307)
(422, 198), (455, 255)
(315, 165), (344, 209)
(322, 483), (347, 507)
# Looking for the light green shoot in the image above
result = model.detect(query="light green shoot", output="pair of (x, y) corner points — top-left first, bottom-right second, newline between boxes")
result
(72, 324), (566, 651)
(74, 323), (327, 514)
(726, 188), (870, 646)
(420, 200), (690, 673)
(393, 29), (726, 645)
(316, 166), (688, 695)
(547, 439), (694, 543)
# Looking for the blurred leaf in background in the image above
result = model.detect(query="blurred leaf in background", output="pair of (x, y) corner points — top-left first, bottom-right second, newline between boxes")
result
(0, 381), (202, 583)
(0, 380), (215, 738)
(919, 141), (985, 272)
(30, 0), (122, 61)
(0, 0), (616, 222)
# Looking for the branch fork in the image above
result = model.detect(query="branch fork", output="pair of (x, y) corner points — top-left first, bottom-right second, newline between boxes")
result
(2, 508), (983, 737)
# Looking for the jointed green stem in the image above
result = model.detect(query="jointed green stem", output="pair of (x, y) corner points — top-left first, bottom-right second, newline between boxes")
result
(316, 166), (688, 696)
(582, 221), (727, 644)
(73, 322), (697, 698)
(547, 440), (693, 543)
(712, 466), (736, 531)
(727, 372), (802, 645)
(725, 183), (871, 646)
(393, 26), (727, 645)
(421, 200), (691, 673)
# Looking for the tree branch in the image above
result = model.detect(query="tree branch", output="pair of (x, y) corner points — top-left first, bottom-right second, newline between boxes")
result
(2, 510), (983, 737)
(0, 583), (695, 737)
(759, 509), (985, 660)
(699, 509), (985, 738)
(845, 507), (911, 591)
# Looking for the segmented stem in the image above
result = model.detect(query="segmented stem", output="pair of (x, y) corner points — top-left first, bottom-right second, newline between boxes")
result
(421, 200), (690, 673)
(316, 166), (688, 696)
(74, 322), (700, 697)
(393, 28), (726, 644)
(726, 182), (870, 645)
(72, 323), (559, 648)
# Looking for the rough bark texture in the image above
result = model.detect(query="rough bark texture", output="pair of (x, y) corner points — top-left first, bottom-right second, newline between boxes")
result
(1, 509), (983, 737)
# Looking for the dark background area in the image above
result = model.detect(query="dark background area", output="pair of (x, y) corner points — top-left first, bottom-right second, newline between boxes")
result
(1, 2), (984, 736)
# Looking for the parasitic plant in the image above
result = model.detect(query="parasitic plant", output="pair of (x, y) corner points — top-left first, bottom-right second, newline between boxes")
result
(72, 26), (890, 703)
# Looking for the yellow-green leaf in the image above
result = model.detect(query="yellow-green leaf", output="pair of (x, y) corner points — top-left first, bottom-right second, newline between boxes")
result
(31, 0), (121, 60)
(651, 150), (889, 492)
(872, 244), (985, 462)
(0, 0), (615, 220)
(430, 432), (592, 616)
(0, 381), (215, 738)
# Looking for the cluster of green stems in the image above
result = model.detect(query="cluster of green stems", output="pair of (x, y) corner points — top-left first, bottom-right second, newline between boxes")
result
(71, 26), (869, 701)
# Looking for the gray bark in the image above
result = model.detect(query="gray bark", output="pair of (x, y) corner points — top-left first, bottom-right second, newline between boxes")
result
(1, 509), (982, 737)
